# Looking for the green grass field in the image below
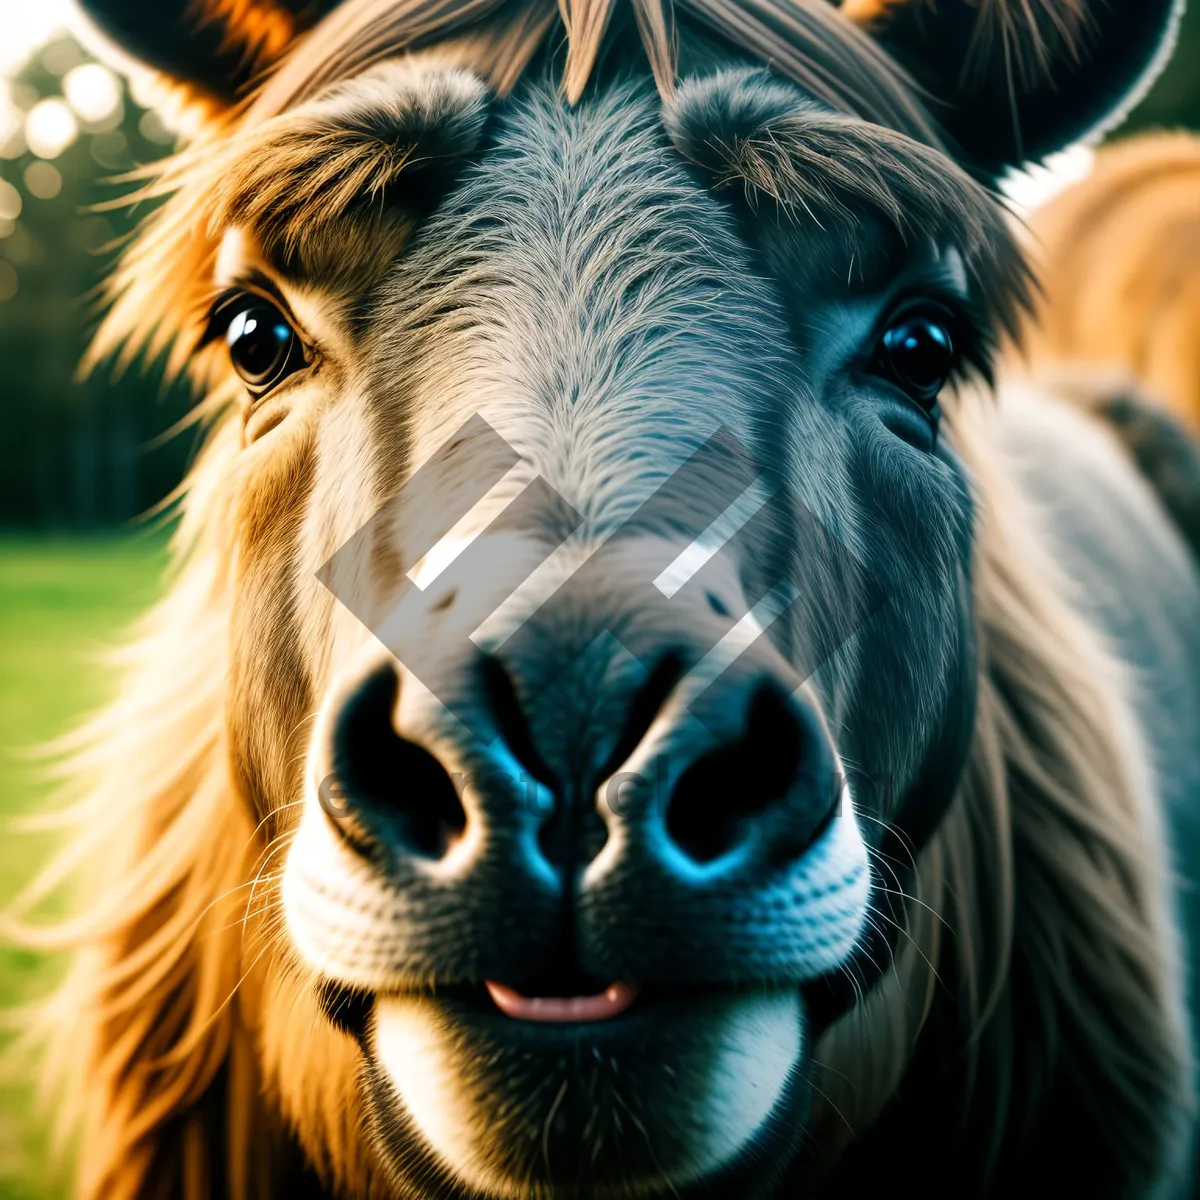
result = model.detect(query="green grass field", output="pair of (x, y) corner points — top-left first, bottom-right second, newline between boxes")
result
(0, 532), (171, 1199)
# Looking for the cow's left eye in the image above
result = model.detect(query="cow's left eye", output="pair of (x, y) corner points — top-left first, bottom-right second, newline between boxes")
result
(870, 308), (957, 410)
(224, 300), (306, 396)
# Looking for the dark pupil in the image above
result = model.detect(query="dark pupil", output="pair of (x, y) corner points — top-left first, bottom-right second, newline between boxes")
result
(882, 318), (953, 402)
(228, 306), (293, 385)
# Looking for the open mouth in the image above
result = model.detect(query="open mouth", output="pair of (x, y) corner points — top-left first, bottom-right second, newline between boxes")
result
(483, 979), (640, 1022)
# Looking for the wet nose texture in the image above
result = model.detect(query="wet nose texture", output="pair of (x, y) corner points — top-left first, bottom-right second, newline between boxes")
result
(330, 662), (466, 859)
(533, 650), (687, 872)
(665, 684), (835, 868)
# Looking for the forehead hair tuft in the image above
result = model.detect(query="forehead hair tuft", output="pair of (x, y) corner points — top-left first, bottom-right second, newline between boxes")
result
(665, 68), (1033, 348)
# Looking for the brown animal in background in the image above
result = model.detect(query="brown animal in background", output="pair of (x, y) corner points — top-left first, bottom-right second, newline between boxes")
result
(1005, 131), (1200, 556)
(1016, 132), (1200, 429)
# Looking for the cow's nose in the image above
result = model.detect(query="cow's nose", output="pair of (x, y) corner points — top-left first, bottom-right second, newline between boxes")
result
(319, 630), (839, 892)
(312, 518), (858, 991)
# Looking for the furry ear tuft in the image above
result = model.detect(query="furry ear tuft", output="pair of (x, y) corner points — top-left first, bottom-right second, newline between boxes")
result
(206, 62), (491, 268)
(663, 69), (802, 176)
(663, 68), (1031, 342)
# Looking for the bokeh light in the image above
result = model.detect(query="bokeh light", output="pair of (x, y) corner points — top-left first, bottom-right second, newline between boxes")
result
(0, 176), (20, 220)
(68, 213), (114, 254)
(0, 86), (26, 157)
(138, 109), (175, 146)
(40, 35), (85, 77)
(0, 91), (20, 138)
(0, 0), (71, 78)
(25, 96), (77, 158)
(3, 221), (33, 262)
(24, 160), (63, 199)
(0, 129), (25, 159)
(63, 62), (122, 127)
(90, 128), (130, 171)
(0, 259), (17, 302)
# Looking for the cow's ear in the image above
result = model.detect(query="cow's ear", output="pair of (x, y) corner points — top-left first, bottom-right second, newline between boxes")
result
(842, 0), (1183, 174)
(71, 0), (342, 113)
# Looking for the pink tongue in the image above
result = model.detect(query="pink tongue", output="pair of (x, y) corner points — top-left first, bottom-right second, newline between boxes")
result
(485, 980), (640, 1023)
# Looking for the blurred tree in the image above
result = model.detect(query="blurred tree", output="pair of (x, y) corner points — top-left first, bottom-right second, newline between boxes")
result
(0, 34), (194, 529)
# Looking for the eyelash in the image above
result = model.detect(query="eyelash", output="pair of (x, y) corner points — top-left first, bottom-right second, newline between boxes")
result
(197, 286), (291, 349)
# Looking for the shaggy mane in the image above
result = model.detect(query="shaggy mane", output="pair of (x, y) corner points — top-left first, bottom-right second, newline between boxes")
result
(808, 389), (1191, 1191)
(8, 391), (1186, 1197)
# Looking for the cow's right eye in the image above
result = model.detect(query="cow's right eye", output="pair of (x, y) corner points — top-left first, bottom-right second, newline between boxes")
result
(201, 288), (310, 399)
(223, 299), (307, 397)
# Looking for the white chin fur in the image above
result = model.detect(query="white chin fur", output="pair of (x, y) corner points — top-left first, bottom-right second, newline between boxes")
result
(372, 989), (804, 1199)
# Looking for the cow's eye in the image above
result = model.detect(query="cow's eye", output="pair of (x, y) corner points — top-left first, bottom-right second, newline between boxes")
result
(225, 300), (305, 395)
(201, 290), (309, 398)
(870, 308), (957, 410)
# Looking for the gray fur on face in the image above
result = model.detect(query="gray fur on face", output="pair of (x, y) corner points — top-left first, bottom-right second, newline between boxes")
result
(345, 62), (976, 816)
(275, 60), (983, 1198)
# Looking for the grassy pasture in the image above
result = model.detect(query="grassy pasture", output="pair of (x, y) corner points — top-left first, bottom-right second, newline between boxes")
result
(0, 532), (170, 1199)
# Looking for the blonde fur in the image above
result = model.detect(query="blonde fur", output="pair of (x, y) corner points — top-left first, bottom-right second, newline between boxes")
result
(8, 395), (1188, 1197)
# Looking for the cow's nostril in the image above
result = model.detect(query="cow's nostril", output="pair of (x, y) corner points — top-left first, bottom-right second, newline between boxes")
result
(665, 685), (813, 865)
(330, 664), (466, 859)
